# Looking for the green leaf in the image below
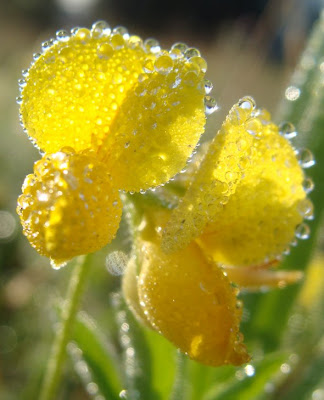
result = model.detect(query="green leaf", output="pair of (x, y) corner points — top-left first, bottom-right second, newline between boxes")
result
(71, 311), (123, 400)
(247, 10), (324, 352)
(202, 353), (288, 400)
(112, 292), (160, 399)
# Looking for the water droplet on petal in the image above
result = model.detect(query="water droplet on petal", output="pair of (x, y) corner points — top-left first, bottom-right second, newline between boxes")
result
(279, 121), (297, 139)
(184, 47), (200, 59)
(42, 39), (55, 51)
(295, 223), (310, 240)
(113, 26), (129, 39)
(97, 43), (114, 60)
(33, 53), (41, 61)
(128, 35), (143, 49)
(18, 79), (26, 88)
(238, 96), (256, 110)
(50, 259), (67, 270)
(144, 38), (161, 54)
(56, 30), (70, 42)
(91, 20), (111, 38)
(296, 148), (315, 168)
(204, 79), (213, 94)
(16, 96), (23, 105)
(204, 96), (219, 115)
(154, 55), (174, 74)
(302, 177), (314, 193)
(171, 42), (188, 54)
(297, 198), (314, 220)
(22, 69), (29, 78)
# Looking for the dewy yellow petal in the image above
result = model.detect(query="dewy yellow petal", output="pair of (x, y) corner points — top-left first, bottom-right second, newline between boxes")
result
(17, 148), (122, 266)
(20, 28), (148, 153)
(162, 97), (308, 266)
(135, 239), (249, 366)
(20, 25), (208, 192)
(98, 53), (206, 192)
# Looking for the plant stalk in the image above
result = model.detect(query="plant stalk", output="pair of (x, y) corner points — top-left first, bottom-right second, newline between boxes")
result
(39, 254), (91, 400)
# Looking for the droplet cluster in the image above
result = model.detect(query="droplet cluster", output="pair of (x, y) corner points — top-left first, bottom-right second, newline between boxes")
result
(133, 239), (249, 366)
(18, 21), (215, 192)
(17, 148), (122, 266)
(162, 97), (314, 266)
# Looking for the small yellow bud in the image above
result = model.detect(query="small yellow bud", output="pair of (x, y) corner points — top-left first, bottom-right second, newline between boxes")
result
(123, 238), (250, 366)
(17, 148), (122, 267)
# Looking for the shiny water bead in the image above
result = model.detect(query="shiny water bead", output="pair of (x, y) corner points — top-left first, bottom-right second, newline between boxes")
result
(296, 148), (315, 168)
(297, 198), (314, 220)
(162, 98), (308, 266)
(98, 53), (207, 192)
(184, 47), (200, 59)
(56, 29), (70, 42)
(279, 121), (297, 139)
(144, 38), (161, 54)
(20, 27), (149, 153)
(295, 223), (310, 240)
(203, 79), (213, 94)
(91, 20), (111, 38)
(154, 55), (174, 74)
(17, 149), (122, 266)
(302, 177), (315, 193)
(113, 26), (129, 39)
(171, 42), (188, 54)
(204, 95), (218, 115)
(133, 239), (249, 366)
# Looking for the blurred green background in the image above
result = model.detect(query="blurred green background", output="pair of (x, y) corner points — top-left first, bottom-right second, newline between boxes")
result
(1, 1), (324, 399)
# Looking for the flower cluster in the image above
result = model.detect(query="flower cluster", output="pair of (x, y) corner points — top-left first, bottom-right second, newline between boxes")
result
(17, 21), (212, 267)
(17, 21), (314, 367)
(122, 98), (314, 366)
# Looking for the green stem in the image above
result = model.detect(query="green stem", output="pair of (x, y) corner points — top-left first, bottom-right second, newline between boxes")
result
(39, 254), (91, 400)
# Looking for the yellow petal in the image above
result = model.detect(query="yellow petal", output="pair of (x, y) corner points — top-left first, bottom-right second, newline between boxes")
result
(17, 148), (122, 267)
(20, 27), (148, 153)
(163, 97), (309, 266)
(136, 239), (249, 366)
(20, 24), (208, 192)
(98, 52), (206, 191)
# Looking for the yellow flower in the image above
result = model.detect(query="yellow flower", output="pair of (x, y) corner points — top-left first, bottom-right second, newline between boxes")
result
(162, 97), (313, 267)
(17, 22), (216, 263)
(123, 237), (250, 367)
(18, 22), (211, 192)
(17, 148), (122, 267)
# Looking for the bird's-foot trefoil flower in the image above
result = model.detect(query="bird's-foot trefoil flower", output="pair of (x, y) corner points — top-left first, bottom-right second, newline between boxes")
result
(17, 22), (215, 264)
(122, 97), (314, 366)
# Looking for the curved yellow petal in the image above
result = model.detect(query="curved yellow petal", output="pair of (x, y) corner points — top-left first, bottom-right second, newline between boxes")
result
(163, 97), (309, 266)
(20, 26), (148, 153)
(19, 23), (209, 192)
(98, 52), (206, 191)
(17, 148), (122, 267)
(135, 239), (249, 366)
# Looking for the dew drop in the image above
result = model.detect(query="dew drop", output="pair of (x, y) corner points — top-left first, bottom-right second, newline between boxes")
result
(295, 223), (310, 240)
(171, 42), (188, 54)
(22, 69), (29, 78)
(106, 251), (128, 276)
(143, 59), (155, 73)
(190, 56), (207, 72)
(279, 121), (297, 139)
(296, 148), (315, 168)
(128, 35), (143, 49)
(75, 28), (91, 42)
(238, 96), (256, 110)
(42, 39), (55, 51)
(302, 177), (314, 193)
(56, 30), (70, 42)
(154, 55), (174, 74)
(244, 364), (255, 377)
(113, 26), (129, 39)
(110, 33), (125, 49)
(91, 20), (111, 38)
(204, 96), (219, 115)
(97, 43), (114, 60)
(33, 53), (41, 61)
(50, 260), (67, 270)
(119, 389), (128, 399)
(71, 27), (80, 35)
(204, 79), (213, 94)
(144, 38), (161, 54)
(184, 47), (200, 59)
(16, 96), (23, 105)
(297, 198), (314, 220)
(18, 79), (26, 88)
